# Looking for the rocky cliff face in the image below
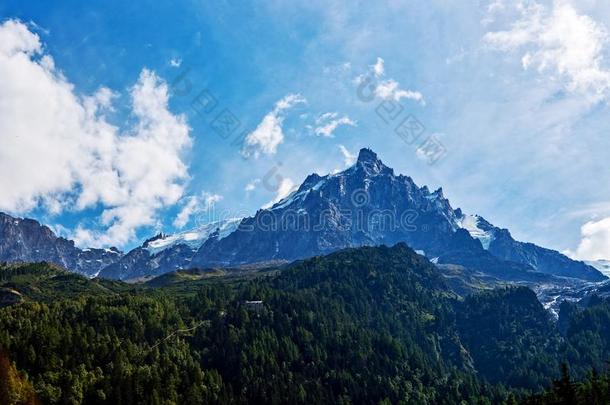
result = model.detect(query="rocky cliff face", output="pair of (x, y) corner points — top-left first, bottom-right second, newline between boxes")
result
(98, 243), (194, 280)
(454, 213), (605, 281)
(97, 218), (242, 280)
(487, 228), (604, 281)
(0, 213), (121, 277)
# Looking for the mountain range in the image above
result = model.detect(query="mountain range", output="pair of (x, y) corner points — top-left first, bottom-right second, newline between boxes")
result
(0, 212), (120, 277)
(0, 148), (605, 290)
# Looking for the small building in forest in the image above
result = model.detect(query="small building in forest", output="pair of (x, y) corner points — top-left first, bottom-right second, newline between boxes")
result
(244, 300), (264, 312)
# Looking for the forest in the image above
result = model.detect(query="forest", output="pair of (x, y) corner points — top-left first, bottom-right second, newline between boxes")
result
(1, 244), (610, 404)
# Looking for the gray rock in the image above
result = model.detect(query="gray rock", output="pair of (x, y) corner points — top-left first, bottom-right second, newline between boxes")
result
(0, 212), (121, 277)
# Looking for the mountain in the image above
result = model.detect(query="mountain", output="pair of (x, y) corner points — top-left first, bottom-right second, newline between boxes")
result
(98, 218), (241, 280)
(97, 242), (194, 281)
(457, 213), (604, 281)
(435, 228), (551, 282)
(586, 259), (610, 277)
(0, 212), (121, 277)
(189, 148), (603, 282)
(192, 148), (461, 267)
(0, 149), (604, 284)
(456, 286), (562, 389)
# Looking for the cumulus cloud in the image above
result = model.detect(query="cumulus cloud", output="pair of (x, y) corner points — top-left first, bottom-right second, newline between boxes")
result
(244, 93), (306, 157)
(314, 112), (356, 137)
(173, 192), (223, 229)
(357, 57), (425, 104)
(338, 144), (356, 167)
(572, 217), (610, 260)
(484, 1), (610, 100)
(0, 19), (192, 247)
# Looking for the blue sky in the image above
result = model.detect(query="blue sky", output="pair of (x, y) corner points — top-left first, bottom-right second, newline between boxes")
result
(1, 0), (610, 259)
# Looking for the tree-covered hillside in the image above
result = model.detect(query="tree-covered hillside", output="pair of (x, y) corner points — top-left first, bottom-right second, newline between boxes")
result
(1, 245), (610, 404)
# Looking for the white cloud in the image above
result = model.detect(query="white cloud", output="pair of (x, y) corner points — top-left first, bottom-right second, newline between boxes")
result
(173, 197), (199, 229)
(314, 112), (356, 137)
(169, 57), (182, 67)
(372, 57), (385, 78)
(244, 93), (306, 157)
(262, 177), (297, 209)
(357, 57), (425, 104)
(484, 1), (610, 100)
(481, 0), (509, 26)
(173, 192), (223, 229)
(337, 144), (356, 166)
(245, 179), (261, 192)
(374, 79), (425, 103)
(0, 20), (192, 247)
(275, 178), (297, 201)
(244, 114), (284, 156)
(203, 193), (222, 207)
(572, 217), (610, 260)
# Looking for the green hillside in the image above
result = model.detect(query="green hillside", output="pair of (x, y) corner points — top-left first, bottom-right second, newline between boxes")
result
(1, 245), (610, 404)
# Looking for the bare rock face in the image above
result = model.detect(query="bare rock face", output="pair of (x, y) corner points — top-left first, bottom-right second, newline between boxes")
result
(0, 213), (121, 277)
(98, 243), (194, 280)
(486, 228), (605, 281)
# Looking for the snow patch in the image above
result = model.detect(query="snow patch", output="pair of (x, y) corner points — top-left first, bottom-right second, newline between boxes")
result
(457, 214), (494, 249)
(271, 190), (305, 210)
(271, 177), (330, 210)
(144, 218), (242, 255)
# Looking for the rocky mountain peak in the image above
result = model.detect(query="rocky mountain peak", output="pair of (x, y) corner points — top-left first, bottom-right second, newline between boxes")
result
(0, 211), (122, 277)
(357, 148), (379, 163)
(355, 148), (392, 176)
(297, 173), (325, 193)
(143, 233), (167, 247)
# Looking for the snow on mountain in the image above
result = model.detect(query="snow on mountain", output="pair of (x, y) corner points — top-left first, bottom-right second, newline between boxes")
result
(269, 173), (334, 211)
(144, 218), (242, 255)
(457, 214), (495, 249)
(97, 217), (244, 280)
